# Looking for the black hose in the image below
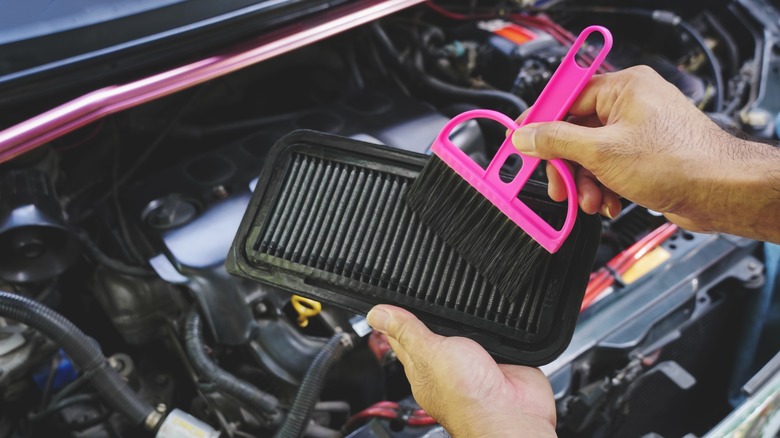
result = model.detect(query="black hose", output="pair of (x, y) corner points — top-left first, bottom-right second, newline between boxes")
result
(677, 19), (724, 112)
(551, 7), (725, 112)
(703, 12), (740, 78)
(184, 309), (281, 424)
(75, 229), (156, 277)
(370, 23), (405, 70)
(413, 52), (528, 114)
(370, 22), (528, 115)
(0, 291), (155, 428)
(274, 332), (353, 438)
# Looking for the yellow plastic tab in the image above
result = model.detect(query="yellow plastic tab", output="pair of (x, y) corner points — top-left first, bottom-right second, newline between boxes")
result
(623, 247), (672, 285)
(291, 295), (322, 328)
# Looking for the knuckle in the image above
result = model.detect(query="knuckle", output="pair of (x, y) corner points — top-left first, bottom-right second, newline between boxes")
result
(390, 319), (410, 346)
(627, 65), (656, 80)
(547, 124), (574, 155)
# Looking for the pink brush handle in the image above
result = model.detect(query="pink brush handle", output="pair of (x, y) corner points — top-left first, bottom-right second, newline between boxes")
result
(431, 26), (612, 253)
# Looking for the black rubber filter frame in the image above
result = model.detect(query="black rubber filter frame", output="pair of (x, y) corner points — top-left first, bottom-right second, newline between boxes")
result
(226, 130), (601, 365)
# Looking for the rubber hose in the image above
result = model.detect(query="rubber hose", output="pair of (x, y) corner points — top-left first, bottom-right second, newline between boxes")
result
(419, 68), (529, 114)
(678, 20), (724, 112)
(412, 52), (528, 115)
(75, 229), (156, 277)
(555, 7), (725, 112)
(184, 309), (281, 423)
(274, 332), (353, 438)
(370, 22), (528, 115)
(0, 291), (155, 427)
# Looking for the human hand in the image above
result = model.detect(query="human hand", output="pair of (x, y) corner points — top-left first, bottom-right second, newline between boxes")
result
(511, 65), (780, 241)
(366, 304), (557, 438)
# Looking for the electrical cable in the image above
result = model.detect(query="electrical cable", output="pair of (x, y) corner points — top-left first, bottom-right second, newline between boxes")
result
(346, 38), (366, 91)
(74, 229), (156, 277)
(424, 1), (494, 20)
(184, 308), (281, 425)
(115, 86), (205, 187)
(510, 14), (615, 73)
(54, 119), (106, 153)
(370, 22), (528, 114)
(703, 12), (740, 78)
(30, 393), (103, 422)
(180, 109), (310, 139)
(110, 119), (146, 266)
(92, 85), (207, 208)
(343, 401), (437, 432)
(541, 7), (724, 111)
(0, 291), (156, 428)
(39, 354), (61, 411)
(677, 19), (725, 112)
(581, 222), (678, 311)
(274, 332), (354, 438)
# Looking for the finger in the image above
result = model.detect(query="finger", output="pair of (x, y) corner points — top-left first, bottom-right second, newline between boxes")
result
(511, 121), (611, 167)
(385, 336), (411, 367)
(565, 71), (627, 123)
(567, 66), (664, 122)
(576, 168), (603, 214)
(514, 107), (533, 125)
(565, 73), (611, 119)
(598, 191), (623, 219)
(366, 305), (442, 364)
(545, 161), (572, 202)
(566, 114), (603, 128)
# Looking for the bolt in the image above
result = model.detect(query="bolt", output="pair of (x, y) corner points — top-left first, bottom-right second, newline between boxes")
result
(108, 356), (124, 372)
(144, 411), (164, 431)
(156, 403), (167, 414)
(748, 262), (761, 272)
(211, 185), (230, 199)
(253, 302), (268, 316)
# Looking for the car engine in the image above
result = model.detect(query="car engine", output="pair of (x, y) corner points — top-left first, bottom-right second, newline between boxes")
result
(0, 0), (778, 437)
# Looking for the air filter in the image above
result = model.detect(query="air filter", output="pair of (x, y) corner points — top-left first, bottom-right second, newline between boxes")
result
(227, 131), (600, 365)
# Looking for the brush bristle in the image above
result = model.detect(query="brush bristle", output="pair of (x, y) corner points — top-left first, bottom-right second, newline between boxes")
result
(405, 156), (549, 301)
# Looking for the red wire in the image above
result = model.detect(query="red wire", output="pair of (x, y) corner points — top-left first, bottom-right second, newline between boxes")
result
(424, 1), (493, 20)
(511, 14), (616, 73)
(408, 415), (439, 426)
(345, 401), (437, 431)
(54, 118), (106, 152)
(581, 222), (679, 311)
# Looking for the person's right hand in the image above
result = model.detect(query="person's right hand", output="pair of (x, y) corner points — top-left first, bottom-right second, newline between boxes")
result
(511, 65), (780, 243)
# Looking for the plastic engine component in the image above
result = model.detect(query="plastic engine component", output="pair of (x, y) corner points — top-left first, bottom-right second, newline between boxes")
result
(227, 131), (600, 365)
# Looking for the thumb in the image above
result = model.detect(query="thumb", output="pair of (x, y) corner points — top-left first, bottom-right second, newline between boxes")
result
(366, 305), (441, 362)
(511, 121), (605, 167)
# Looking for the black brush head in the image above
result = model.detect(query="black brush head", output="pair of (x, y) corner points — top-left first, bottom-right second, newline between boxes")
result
(405, 155), (551, 301)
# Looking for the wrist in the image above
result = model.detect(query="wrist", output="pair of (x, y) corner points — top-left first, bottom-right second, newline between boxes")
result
(684, 133), (780, 242)
(443, 409), (557, 438)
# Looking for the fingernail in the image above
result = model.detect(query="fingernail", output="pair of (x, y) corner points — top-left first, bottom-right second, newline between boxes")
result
(367, 308), (390, 333)
(600, 204), (614, 219)
(511, 127), (535, 152)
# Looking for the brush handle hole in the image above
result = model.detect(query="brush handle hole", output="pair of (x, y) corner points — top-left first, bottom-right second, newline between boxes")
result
(574, 28), (608, 69)
(498, 153), (524, 183)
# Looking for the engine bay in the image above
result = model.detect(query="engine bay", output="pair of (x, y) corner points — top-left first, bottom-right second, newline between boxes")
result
(0, 1), (778, 436)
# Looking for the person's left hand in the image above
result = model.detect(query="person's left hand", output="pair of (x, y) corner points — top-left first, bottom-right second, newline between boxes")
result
(366, 305), (557, 437)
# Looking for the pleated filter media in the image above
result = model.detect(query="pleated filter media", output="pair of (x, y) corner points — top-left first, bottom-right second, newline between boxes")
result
(227, 131), (600, 365)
